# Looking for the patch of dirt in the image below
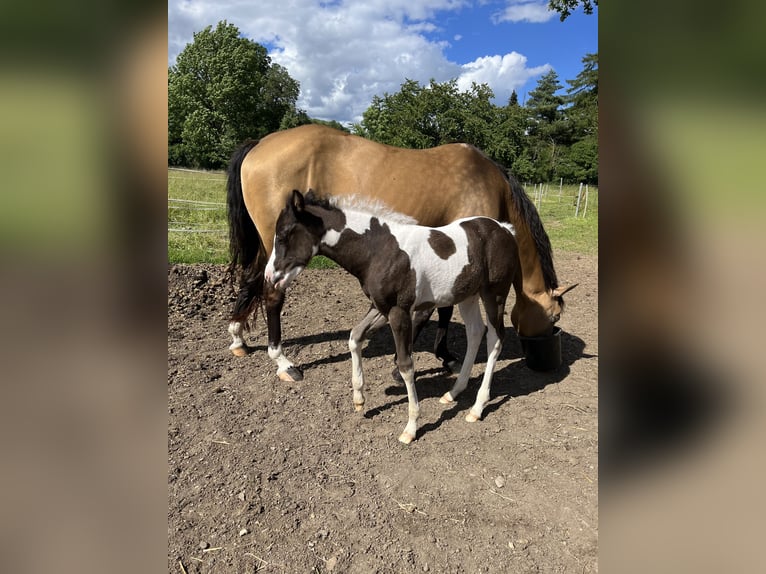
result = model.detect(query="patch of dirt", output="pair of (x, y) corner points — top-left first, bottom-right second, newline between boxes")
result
(168, 252), (598, 573)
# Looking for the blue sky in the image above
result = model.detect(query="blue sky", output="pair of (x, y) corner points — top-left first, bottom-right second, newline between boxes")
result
(168, 0), (597, 125)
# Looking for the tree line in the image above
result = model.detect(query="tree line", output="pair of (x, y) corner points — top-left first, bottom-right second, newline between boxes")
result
(169, 21), (597, 184)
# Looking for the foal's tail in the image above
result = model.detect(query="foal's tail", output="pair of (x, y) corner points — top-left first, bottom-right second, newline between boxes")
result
(227, 139), (265, 328)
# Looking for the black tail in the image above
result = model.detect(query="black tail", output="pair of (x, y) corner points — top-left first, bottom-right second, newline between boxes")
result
(227, 139), (265, 328)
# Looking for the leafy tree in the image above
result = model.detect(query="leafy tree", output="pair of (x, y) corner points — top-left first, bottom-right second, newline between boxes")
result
(354, 78), (499, 152)
(168, 21), (300, 168)
(548, 0), (598, 21)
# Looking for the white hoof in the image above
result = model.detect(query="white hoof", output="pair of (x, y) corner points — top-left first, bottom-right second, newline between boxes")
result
(277, 366), (303, 382)
(439, 392), (456, 405)
(353, 403), (365, 412)
(465, 411), (481, 423)
(398, 432), (415, 444)
(230, 344), (250, 357)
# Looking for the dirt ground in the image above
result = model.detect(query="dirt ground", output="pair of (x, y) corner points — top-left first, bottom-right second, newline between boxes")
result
(168, 252), (598, 573)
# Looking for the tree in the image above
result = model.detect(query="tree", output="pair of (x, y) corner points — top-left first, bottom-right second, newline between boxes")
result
(548, 0), (598, 21)
(563, 52), (598, 183)
(354, 78), (500, 152)
(565, 52), (598, 139)
(168, 21), (300, 168)
(524, 70), (569, 180)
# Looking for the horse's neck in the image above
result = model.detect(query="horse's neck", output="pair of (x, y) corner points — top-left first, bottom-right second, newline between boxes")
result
(509, 219), (549, 297)
(317, 209), (380, 278)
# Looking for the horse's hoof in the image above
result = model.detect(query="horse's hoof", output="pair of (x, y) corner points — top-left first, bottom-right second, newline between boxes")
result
(439, 392), (455, 405)
(390, 367), (405, 385)
(277, 366), (303, 382)
(353, 403), (365, 412)
(230, 345), (251, 357)
(444, 359), (462, 375)
(398, 432), (415, 444)
(465, 412), (481, 423)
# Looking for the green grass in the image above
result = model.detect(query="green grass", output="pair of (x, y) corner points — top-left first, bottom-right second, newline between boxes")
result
(168, 168), (229, 264)
(168, 169), (597, 263)
(534, 184), (598, 255)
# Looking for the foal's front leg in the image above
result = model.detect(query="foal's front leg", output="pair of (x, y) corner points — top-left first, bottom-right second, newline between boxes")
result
(264, 282), (303, 382)
(388, 306), (419, 444)
(349, 306), (389, 411)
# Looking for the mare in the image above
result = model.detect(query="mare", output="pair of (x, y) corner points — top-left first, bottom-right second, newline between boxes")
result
(227, 124), (575, 382)
(265, 190), (526, 443)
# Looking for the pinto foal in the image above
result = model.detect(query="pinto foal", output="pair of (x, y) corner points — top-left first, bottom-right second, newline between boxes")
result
(265, 190), (522, 444)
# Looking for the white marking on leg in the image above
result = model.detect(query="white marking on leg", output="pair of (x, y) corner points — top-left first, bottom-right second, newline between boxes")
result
(228, 321), (245, 350)
(443, 297), (483, 403)
(349, 332), (365, 410)
(398, 366), (419, 444)
(467, 324), (502, 422)
(264, 238), (277, 282)
(268, 344), (295, 374)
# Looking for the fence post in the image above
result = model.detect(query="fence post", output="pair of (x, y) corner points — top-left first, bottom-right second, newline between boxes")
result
(559, 178), (563, 202)
(583, 184), (589, 218)
(575, 182), (583, 217)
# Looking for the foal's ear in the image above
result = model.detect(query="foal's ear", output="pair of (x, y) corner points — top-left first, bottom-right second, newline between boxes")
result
(552, 284), (578, 297)
(290, 189), (305, 212)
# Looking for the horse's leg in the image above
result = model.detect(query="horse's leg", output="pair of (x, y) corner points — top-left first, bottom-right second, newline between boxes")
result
(349, 306), (389, 412)
(390, 306), (461, 383)
(228, 269), (265, 356)
(466, 295), (506, 423)
(390, 307), (433, 383)
(228, 321), (249, 356)
(388, 306), (419, 444)
(434, 306), (462, 374)
(264, 282), (303, 382)
(440, 296), (484, 405)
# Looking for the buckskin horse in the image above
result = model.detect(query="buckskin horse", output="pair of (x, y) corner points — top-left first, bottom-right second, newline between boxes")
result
(266, 190), (524, 443)
(227, 124), (575, 382)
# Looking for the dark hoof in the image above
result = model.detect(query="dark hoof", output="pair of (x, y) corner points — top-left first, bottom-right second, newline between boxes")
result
(277, 366), (304, 382)
(390, 367), (405, 385)
(443, 359), (462, 375)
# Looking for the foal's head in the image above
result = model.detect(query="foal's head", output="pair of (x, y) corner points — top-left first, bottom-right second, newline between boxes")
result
(511, 284), (577, 337)
(264, 189), (324, 290)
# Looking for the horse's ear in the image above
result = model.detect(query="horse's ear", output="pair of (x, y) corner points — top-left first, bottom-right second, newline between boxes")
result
(552, 284), (578, 297)
(291, 189), (305, 212)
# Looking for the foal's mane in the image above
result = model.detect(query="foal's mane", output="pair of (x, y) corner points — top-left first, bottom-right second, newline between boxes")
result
(310, 193), (417, 226)
(491, 158), (560, 291)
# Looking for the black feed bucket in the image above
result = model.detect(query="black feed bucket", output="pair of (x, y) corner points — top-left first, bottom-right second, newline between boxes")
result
(519, 326), (562, 371)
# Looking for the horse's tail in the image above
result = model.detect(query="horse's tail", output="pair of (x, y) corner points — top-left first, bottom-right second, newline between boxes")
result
(227, 139), (265, 328)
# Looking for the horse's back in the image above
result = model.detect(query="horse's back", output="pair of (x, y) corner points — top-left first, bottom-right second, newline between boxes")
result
(238, 125), (511, 248)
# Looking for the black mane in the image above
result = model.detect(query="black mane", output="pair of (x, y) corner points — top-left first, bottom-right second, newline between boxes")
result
(497, 163), (559, 291)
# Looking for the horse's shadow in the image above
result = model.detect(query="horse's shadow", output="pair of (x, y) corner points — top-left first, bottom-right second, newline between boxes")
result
(289, 320), (592, 439)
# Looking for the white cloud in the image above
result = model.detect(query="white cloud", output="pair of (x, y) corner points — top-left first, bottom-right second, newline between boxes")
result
(457, 52), (551, 102)
(168, 0), (551, 125)
(493, 1), (556, 24)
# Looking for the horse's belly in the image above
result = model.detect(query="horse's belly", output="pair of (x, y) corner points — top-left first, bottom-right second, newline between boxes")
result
(414, 264), (465, 308)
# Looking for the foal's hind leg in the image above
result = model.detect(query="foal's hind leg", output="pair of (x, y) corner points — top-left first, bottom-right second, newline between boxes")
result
(440, 297), (484, 405)
(264, 282), (303, 382)
(466, 295), (506, 422)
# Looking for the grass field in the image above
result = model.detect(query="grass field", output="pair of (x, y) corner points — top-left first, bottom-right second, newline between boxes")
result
(168, 168), (597, 264)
